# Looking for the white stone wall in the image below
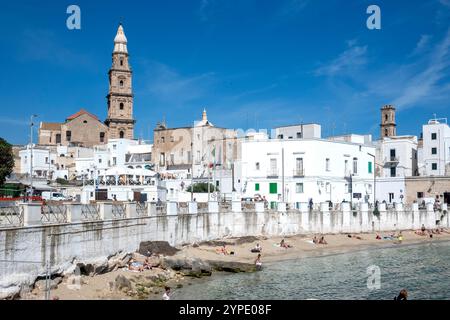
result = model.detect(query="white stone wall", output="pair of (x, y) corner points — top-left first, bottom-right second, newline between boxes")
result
(1, 202), (447, 298)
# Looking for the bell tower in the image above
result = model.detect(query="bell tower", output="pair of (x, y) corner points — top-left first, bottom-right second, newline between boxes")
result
(380, 104), (396, 138)
(105, 23), (135, 139)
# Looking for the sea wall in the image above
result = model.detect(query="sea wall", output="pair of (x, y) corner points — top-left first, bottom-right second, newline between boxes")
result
(0, 201), (448, 298)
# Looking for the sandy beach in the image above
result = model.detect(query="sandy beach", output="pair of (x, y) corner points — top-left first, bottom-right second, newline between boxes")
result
(24, 229), (450, 300)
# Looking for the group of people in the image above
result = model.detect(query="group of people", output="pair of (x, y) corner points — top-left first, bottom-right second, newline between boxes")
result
(415, 224), (449, 237)
(127, 257), (153, 272)
(375, 232), (403, 243)
(216, 244), (235, 255)
(312, 235), (328, 244)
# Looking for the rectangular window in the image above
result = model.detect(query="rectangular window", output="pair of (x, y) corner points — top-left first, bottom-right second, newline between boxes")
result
(255, 183), (260, 191)
(390, 167), (396, 177)
(431, 133), (437, 140)
(344, 159), (348, 175)
(269, 183), (278, 194)
(45, 157), (49, 164)
(255, 162), (260, 170)
(160, 153), (165, 166)
(270, 158), (277, 176)
(170, 153), (174, 164)
(432, 147), (437, 155)
(326, 158), (330, 171)
(113, 157), (117, 166)
(113, 144), (117, 150)
(161, 137), (165, 143)
(100, 132), (105, 143)
(296, 183), (304, 193)
(296, 132), (302, 139)
(432, 163), (438, 170)
(98, 158), (102, 164)
(353, 158), (358, 174)
(417, 192), (424, 198)
(368, 161), (373, 174)
(187, 151), (191, 162)
(66, 131), (72, 142)
(56, 134), (61, 144)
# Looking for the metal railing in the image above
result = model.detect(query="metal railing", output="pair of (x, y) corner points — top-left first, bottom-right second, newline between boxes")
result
(41, 205), (68, 224)
(0, 206), (24, 227)
(81, 204), (100, 221)
(136, 202), (148, 216)
(242, 202), (256, 212)
(178, 202), (188, 214)
(111, 204), (126, 219)
(293, 169), (305, 177)
(267, 169), (279, 177)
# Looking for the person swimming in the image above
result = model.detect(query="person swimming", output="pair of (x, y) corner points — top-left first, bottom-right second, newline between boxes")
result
(394, 289), (408, 300)
(255, 254), (262, 270)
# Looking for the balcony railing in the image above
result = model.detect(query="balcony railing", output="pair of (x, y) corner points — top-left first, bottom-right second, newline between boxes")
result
(293, 169), (305, 177)
(267, 169), (279, 178)
(384, 156), (399, 163)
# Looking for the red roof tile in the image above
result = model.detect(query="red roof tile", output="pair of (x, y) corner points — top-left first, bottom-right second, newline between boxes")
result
(66, 109), (99, 121)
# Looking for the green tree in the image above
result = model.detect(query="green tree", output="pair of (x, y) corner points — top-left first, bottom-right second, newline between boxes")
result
(0, 137), (14, 187)
(186, 183), (219, 193)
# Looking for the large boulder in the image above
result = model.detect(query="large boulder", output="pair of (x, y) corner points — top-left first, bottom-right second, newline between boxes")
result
(138, 241), (180, 256)
(161, 257), (212, 277)
(34, 277), (63, 291)
(114, 275), (132, 292)
(76, 257), (109, 276)
(107, 252), (131, 272)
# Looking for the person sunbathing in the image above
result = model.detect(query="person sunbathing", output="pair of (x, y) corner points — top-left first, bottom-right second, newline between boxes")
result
(376, 234), (382, 240)
(251, 243), (262, 253)
(128, 259), (144, 272)
(217, 245), (230, 255)
(143, 257), (152, 270)
(318, 236), (328, 245)
(347, 234), (363, 240)
(280, 239), (292, 248)
(312, 236), (318, 244)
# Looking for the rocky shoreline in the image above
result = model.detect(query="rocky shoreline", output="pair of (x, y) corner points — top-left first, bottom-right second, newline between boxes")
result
(10, 240), (257, 300)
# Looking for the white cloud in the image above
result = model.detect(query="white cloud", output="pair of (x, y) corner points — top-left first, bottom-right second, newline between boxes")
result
(314, 45), (368, 77)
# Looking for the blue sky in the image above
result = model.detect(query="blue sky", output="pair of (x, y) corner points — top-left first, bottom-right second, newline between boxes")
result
(0, 0), (449, 144)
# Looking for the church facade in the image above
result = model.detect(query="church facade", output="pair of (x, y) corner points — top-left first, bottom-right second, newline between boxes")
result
(38, 24), (135, 147)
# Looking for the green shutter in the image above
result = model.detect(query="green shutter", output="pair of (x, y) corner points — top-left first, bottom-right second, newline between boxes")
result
(368, 162), (373, 174)
(269, 183), (277, 194)
(255, 183), (260, 191)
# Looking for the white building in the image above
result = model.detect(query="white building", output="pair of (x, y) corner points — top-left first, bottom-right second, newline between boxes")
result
(19, 145), (56, 179)
(237, 136), (376, 207)
(419, 118), (450, 176)
(75, 139), (153, 180)
(376, 136), (418, 178)
(273, 123), (321, 140)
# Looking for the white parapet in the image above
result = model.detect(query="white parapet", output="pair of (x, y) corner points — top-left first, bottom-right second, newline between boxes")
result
(66, 203), (82, 223)
(299, 202), (309, 232)
(126, 202), (137, 218)
(148, 203), (157, 216)
(342, 202), (351, 232)
(232, 201), (242, 213)
(21, 203), (42, 226)
(208, 201), (219, 214)
(188, 202), (198, 214)
(426, 203), (435, 229)
(255, 202), (264, 213)
(167, 202), (178, 215)
(320, 203), (330, 234)
(361, 203), (369, 232)
(278, 202), (287, 213)
(412, 203), (420, 230)
(98, 202), (113, 220)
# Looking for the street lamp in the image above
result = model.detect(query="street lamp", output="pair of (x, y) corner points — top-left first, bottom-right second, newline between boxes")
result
(29, 114), (38, 201)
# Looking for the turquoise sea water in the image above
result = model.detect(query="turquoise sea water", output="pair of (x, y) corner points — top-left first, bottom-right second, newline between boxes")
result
(173, 241), (450, 300)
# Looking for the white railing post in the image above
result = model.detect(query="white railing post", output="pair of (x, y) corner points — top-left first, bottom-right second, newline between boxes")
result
(126, 202), (137, 218)
(66, 203), (82, 223)
(255, 202), (264, 213)
(188, 202), (198, 214)
(232, 201), (242, 213)
(426, 203), (435, 229)
(98, 202), (113, 220)
(412, 203), (420, 230)
(278, 202), (287, 213)
(167, 202), (178, 215)
(299, 202), (309, 232)
(320, 203), (330, 234)
(361, 203), (369, 232)
(208, 201), (219, 214)
(342, 202), (351, 233)
(21, 203), (42, 226)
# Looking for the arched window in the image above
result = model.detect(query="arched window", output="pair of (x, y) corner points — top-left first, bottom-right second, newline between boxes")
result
(385, 128), (388, 136)
(385, 114), (388, 121)
(120, 131), (125, 139)
(120, 103), (124, 110)
(119, 80), (124, 87)
(120, 59), (124, 66)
